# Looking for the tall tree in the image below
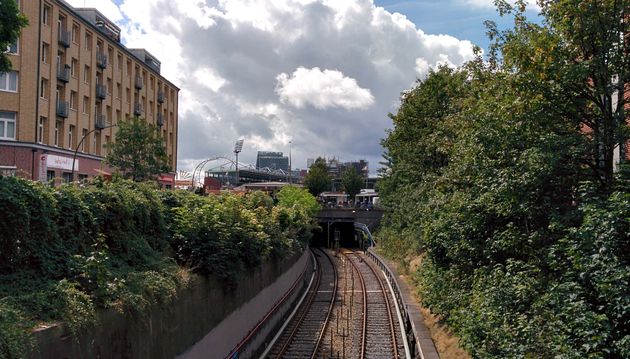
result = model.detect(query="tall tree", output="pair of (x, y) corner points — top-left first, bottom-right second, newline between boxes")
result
(0, 0), (28, 72)
(488, 0), (630, 191)
(304, 157), (331, 196)
(106, 117), (170, 182)
(341, 166), (363, 200)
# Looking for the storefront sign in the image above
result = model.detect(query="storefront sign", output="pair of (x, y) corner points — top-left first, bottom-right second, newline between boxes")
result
(38, 154), (47, 182)
(46, 154), (78, 171)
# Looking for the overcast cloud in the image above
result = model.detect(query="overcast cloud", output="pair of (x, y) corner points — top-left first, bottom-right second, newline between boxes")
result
(67, 0), (477, 174)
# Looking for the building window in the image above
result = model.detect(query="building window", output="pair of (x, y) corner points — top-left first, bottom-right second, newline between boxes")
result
(116, 83), (121, 99)
(0, 71), (18, 92)
(41, 42), (49, 63)
(43, 5), (51, 25)
(47, 170), (55, 182)
(68, 125), (74, 149)
(71, 58), (77, 77)
(54, 120), (61, 146)
(83, 65), (90, 83)
(82, 96), (89, 114)
(62, 172), (72, 183)
(0, 111), (16, 140)
(40, 77), (48, 98)
(69, 91), (77, 110)
(125, 87), (130, 103)
(38, 116), (46, 143)
(71, 24), (79, 43)
(126, 60), (132, 77)
(117, 53), (123, 71)
(81, 128), (87, 152)
(84, 32), (92, 50)
(105, 135), (110, 154)
(6, 39), (18, 54)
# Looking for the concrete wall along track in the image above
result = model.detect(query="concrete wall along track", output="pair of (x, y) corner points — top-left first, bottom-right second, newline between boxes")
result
(29, 250), (311, 359)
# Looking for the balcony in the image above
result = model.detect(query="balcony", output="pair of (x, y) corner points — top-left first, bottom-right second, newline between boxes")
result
(157, 89), (165, 103)
(58, 30), (71, 48)
(96, 52), (108, 69)
(156, 113), (164, 127)
(56, 64), (70, 83)
(56, 101), (69, 118)
(96, 83), (107, 100)
(133, 102), (143, 116)
(134, 75), (143, 90)
(95, 113), (107, 129)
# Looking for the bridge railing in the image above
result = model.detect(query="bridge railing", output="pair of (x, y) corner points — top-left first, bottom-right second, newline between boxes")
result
(366, 247), (423, 359)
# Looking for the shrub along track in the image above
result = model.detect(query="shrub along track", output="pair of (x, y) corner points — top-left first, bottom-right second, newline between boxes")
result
(266, 247), (338, 359)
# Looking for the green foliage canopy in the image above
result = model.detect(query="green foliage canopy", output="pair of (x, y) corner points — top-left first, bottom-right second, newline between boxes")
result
(106, 117), (171, 182)
(340, 166), (363, 200)
(304, 157), (331, 196)
(0, 0), (27, 72)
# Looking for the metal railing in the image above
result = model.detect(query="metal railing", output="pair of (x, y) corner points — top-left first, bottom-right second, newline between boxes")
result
(157, 89), (165, 103)
(96, 83), (107, 100)
(58, 30), (71, 48)
(56, 64), (70, 82)
(134, 75), (143, 90)
(133, 102), (143, 116)
(96, 52), (108, 69)
(95, 113), (107, 129)
(56, 101), (69, 118)
(156, 112), (164, 126)
(366, 248), (423, 359)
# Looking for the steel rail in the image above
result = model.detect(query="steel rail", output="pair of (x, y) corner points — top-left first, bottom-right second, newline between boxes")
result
(343, 250), (367, 359)
(274, 247), (337, 359)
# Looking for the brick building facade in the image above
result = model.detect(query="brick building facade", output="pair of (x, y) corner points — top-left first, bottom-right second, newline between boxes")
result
(0, 0), (179, 186)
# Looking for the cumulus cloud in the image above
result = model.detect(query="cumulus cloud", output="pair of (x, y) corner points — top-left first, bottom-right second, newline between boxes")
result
(276, 67), (374, 110)
(65, 0), (477, 173)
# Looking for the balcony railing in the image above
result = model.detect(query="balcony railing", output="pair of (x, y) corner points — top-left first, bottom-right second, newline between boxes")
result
(96, 52), (108, 69)
(156, 113), (164, 127)
(157, 89), (165, 103)
(134, 75), (143, 90)
(96, 83), (107, 100)
(56, 64), (70, 83)
(134, 102), (143, 116)
(56, 101), (69, 118)
(95, 113), (107, 129)
(58, 30), (71, 48)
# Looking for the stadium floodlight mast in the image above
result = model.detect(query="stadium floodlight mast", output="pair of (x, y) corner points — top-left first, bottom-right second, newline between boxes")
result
(234, 139), (244, 186)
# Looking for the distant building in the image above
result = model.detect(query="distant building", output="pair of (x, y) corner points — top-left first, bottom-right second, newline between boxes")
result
(256, 151), (289, 172)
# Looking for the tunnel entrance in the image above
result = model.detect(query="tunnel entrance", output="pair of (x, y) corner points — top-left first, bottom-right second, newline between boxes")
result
(312, 221), (363, 248)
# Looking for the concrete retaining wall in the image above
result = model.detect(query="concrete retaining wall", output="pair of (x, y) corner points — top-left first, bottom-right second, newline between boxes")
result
(29, 250), (308, 359)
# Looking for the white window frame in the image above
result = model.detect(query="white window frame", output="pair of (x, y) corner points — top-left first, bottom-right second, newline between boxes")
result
(0, 71), (18, 92)
(0, 111), (17, 140)
(5, 38), (18, 54)
(38, 117), (45, 143)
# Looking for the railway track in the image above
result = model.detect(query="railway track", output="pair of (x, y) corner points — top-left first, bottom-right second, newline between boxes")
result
(344, 250), (404, 359)
(265, 247), (338, 359)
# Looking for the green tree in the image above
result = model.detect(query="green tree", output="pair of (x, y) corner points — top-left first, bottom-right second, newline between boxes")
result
(276, 185), (320, 217)
(0, 0), (28, 72)
(303, 157), (331, 196)
(488, 0), (630, 192)
(340, 166), (363, 200)
(106, 117), (170, 182)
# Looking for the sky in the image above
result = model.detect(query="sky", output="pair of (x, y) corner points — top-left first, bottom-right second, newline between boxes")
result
(66, 0), (540, 175)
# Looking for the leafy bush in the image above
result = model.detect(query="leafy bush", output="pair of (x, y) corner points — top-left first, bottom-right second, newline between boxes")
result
(0, 177), (318, 358)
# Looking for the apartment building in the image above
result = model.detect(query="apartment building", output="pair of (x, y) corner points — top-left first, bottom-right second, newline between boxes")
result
(0, 0), (179, 186)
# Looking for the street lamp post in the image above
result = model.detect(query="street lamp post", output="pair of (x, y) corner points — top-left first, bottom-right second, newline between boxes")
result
(288, 140), (292, 184)
(234, 139), (244, 186)
(71, 124), (116, 182)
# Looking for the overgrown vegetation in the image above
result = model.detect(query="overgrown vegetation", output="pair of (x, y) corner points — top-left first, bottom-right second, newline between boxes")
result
(377, 1), (629, 357)
(0, 178), (317, 358)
